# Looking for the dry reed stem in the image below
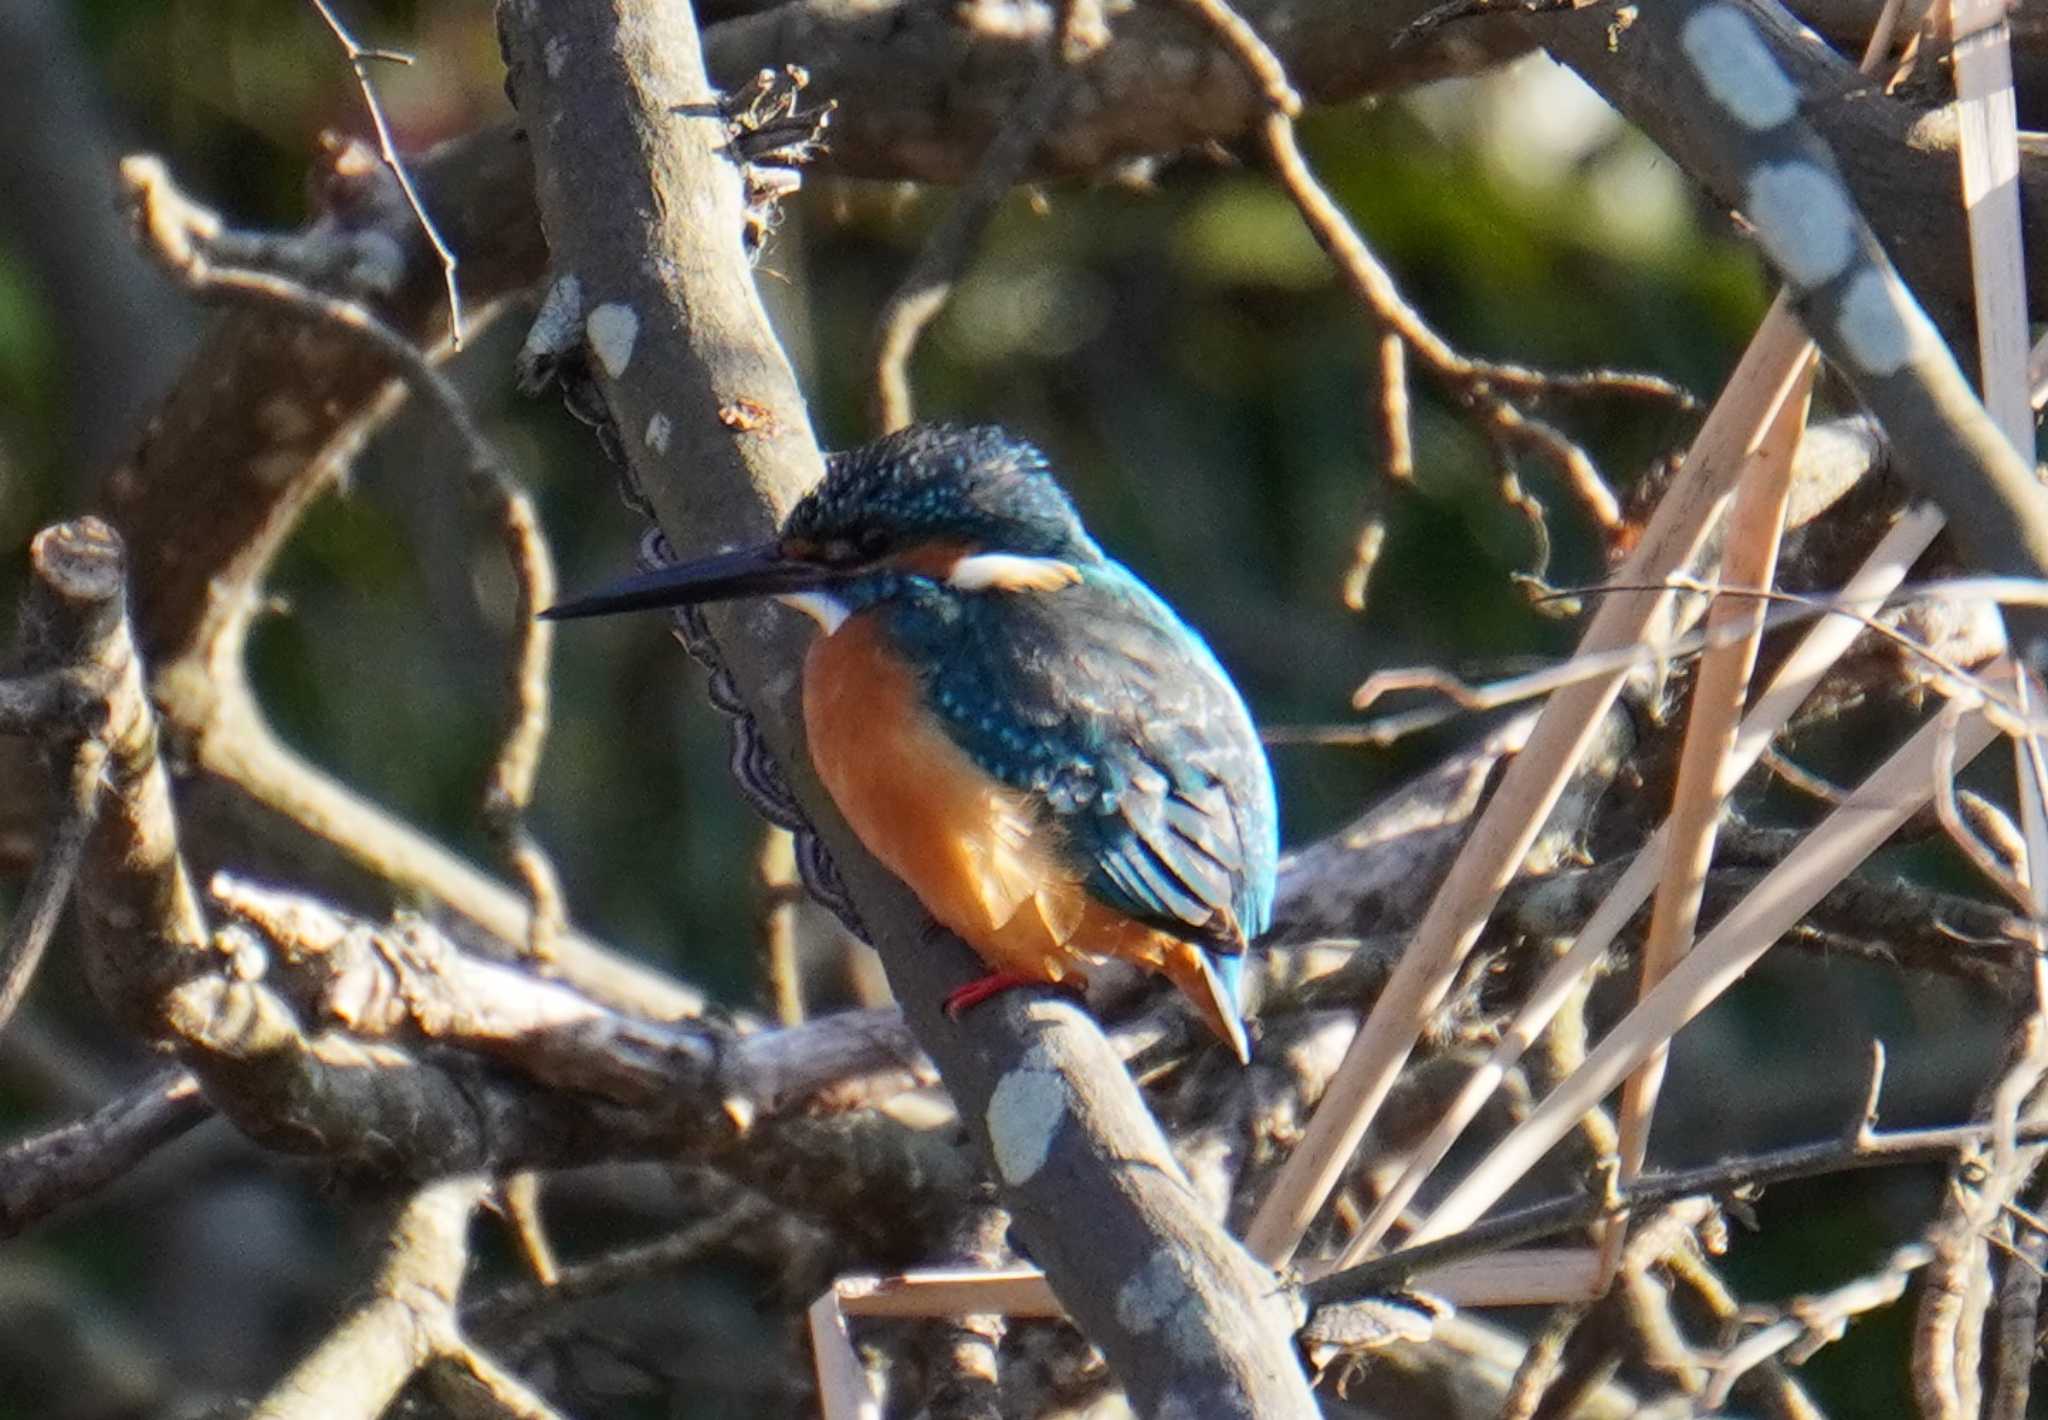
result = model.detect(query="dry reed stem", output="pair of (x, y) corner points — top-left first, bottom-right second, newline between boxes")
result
(1598, 356), (1815, 1284)
(1335, 500), (1954, 1265)
(1329, 9), (1950, 1268)
(1248, 299), (1812, 1266)
(1599, 7), (1920, 1287)
(1407, 690), (2006, 1246)
(811, 1289), (882, 1420)
(834, 1268), (1063, 1318)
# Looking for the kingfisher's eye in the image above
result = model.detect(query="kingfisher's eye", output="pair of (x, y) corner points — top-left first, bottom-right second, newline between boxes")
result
(855, 527), (892, 558)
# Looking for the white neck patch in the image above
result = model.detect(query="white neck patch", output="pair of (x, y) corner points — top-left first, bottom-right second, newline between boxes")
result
(776, 591), (851, 633)
(947, 553), (1082, 593)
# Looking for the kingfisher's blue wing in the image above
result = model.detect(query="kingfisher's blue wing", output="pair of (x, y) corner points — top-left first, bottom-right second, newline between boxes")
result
(889, 561), (1278, 955)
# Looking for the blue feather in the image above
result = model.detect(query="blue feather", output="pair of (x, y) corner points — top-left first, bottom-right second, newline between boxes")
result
(878, 558), (1278, 962)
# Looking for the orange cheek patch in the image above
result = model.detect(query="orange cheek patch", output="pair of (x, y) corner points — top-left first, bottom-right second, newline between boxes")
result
(885, 540), (978, 579)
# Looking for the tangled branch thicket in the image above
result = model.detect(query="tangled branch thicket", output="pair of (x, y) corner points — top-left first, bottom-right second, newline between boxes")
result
(8, 0), (2048, 1415)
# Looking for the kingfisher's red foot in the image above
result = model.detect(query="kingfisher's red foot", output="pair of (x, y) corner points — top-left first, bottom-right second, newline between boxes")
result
(943, 972), (1084, 1020)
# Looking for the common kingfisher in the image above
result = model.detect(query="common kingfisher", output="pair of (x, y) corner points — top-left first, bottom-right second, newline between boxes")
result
(545, 424), (1277, 1062)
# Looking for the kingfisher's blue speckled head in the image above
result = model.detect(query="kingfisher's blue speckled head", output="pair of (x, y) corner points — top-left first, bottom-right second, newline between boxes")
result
(542, 424), (1104, 625)
(793, 425), (1098, 563)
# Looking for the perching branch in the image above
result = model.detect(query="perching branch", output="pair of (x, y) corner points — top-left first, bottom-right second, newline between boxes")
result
(495, 0), (1319, 1411)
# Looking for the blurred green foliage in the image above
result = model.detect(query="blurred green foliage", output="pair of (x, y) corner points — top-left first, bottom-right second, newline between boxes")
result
(7, 1), (1987, 1416)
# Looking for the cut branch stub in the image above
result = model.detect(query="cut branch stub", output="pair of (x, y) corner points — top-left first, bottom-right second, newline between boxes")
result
(21, 518), (214, 1044)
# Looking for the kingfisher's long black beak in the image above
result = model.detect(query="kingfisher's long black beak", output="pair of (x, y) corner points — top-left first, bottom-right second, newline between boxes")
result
(541, 541), (836, 621)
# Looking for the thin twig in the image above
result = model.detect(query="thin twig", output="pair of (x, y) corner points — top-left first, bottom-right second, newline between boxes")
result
(1661, 1234), (1826, 1419)
(498, 1172), (559, 1287)
(1704, 1244), (1932, 1409)
(1343, 569), (2037, 749)
(1937, 716), (2034, 912)
(1759, 745), (1847, 806)
(307, 0), (464, 346)
(468, 1197), (779, 1334)
(123, 154), (567, 963)
(1398, 0), (1584, 50)
(1168, 0), (1688, 608)
(869, 0), (1101, 432)
(0, 739), (104, 1035)
(1306, 1109), (2048, 1310)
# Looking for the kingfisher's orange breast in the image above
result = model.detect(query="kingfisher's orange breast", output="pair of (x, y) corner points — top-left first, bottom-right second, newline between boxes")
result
(800, 613), (1182, 982)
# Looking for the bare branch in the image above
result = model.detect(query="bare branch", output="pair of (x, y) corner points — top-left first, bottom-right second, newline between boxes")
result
(210, 873), (930, 1115)
(0, 1071), (208, 1237)
(0, 740), (103, 1035)
(248, 1174), (490, 1420)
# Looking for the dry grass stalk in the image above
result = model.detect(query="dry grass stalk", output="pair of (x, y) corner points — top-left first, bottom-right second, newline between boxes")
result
(810, 1290), (882, 1420)
(1406, 689), (2006, 1246)
(1270, 301), (1814, 1267)
(1598, 356), (1816, 1285)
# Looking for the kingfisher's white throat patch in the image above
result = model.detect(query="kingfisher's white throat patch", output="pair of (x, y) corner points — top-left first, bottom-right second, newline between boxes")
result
(947, 553), (1083, 593)
(777, 591), (851, 633)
